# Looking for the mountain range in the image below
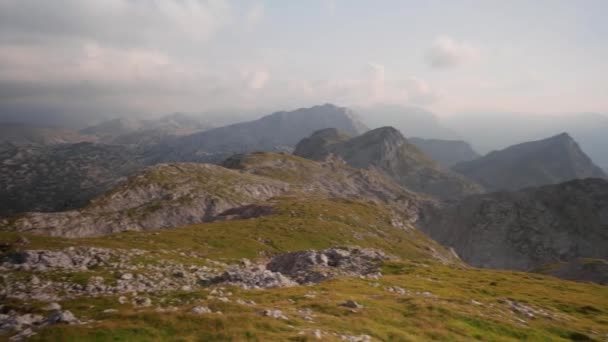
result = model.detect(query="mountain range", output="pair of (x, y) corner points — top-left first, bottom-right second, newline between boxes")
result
(452, 132), (606, 191)
(294, 127), (484, 200)
(1, 104), (607, 340)
(444, 111), (608, 171)
(150, 104), (368, 164)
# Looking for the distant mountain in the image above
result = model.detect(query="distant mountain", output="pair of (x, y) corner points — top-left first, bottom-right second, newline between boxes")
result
(0, 122), (97, 145)
(356, 105), (460, 139)
(0, 142), (143, 217)
(81, 113), (212, 146)
(420, 178), (608, 280)
(452, 133), (606, 191)
(150, 104), (368, 163)
(294, 127), (484, 200)
(444, 112), (608, 171)
(409, 138), (480, 167)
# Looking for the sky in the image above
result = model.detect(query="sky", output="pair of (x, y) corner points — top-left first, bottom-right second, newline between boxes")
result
(0, 0), (607, 122)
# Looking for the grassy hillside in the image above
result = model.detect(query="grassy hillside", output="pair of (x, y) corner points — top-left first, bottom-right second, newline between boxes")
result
(1, 197), (607, 341)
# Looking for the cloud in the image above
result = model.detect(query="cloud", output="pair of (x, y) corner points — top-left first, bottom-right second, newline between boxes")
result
(0, 0), (233, 47)
(425, 36), (480, 69)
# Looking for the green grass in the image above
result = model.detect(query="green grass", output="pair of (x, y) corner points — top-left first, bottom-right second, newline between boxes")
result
(1, 197), (607, 341)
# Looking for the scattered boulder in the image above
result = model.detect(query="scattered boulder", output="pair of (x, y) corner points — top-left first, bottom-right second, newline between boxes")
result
(267, 246), (393, 284)
(260, 309), (288, 320)
(213, 266), (297, 289)
(47, 310), (78, 324)
(340, 300), (363, 309)
(133, 297), (152, 308)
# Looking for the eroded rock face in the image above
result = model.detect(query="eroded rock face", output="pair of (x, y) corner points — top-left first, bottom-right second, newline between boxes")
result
(420, 178), (608, 275)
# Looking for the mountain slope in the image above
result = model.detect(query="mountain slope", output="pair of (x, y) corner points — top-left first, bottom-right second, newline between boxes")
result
(452, 133), (606, 191)
(151, 104), (368, 163)
(1, 190), (607, 340)
(294, 127), (484, 200)
(420, 178), (608, 274)
(0, 122), (96, 145)
(1, 152), (430, 237)
(81, 114), (211, 146)
(409, 137), (480, 167)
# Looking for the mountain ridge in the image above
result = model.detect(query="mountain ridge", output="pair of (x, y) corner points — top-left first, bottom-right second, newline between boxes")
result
(452, 132), (606, 191)
(294, 127), (484, 200)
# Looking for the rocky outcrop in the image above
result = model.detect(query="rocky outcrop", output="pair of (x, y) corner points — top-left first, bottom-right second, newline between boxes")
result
(213, 246), (393, 288)
(266, 246), (393, 284)
(0, 247), (222, 301)
(452, 133), (606, 191)
(223, 152), (433, 224)
(149, 104), (368, 163)
(1, 163), (290, 237)
(2, 151), (435, 238)
(294, 127), (484, 200)
(420, 178), (608, 277)
(409, 137), (480, 167)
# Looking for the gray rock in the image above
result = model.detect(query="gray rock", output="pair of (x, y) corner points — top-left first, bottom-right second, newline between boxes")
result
(42, 303), (61, 311)
(47, 310), (78, 324)
(267, 246), (393, 284)
(133, 297), (152, 308)
(260, 309), (288, 320)
(340, 300), (363, 309)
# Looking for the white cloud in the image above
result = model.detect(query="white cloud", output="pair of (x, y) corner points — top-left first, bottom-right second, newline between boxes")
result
(425, 36), (480, 69)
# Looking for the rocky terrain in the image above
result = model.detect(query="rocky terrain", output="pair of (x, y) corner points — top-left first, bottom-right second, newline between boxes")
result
(452, 132), (606, 191)
(420, 178), (608, 273)
(0, 142), (144, 217)
(409, 137), (480, 167)
(1, 153), (430, 238)
(294, 127), (484, 200)
(0, 149), (607, 340)
(150, 104), (368, 163)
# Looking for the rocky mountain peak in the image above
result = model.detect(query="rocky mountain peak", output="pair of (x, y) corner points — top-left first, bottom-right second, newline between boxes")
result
(452, 132), (606, 191)
(294, 126), (484, 200)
